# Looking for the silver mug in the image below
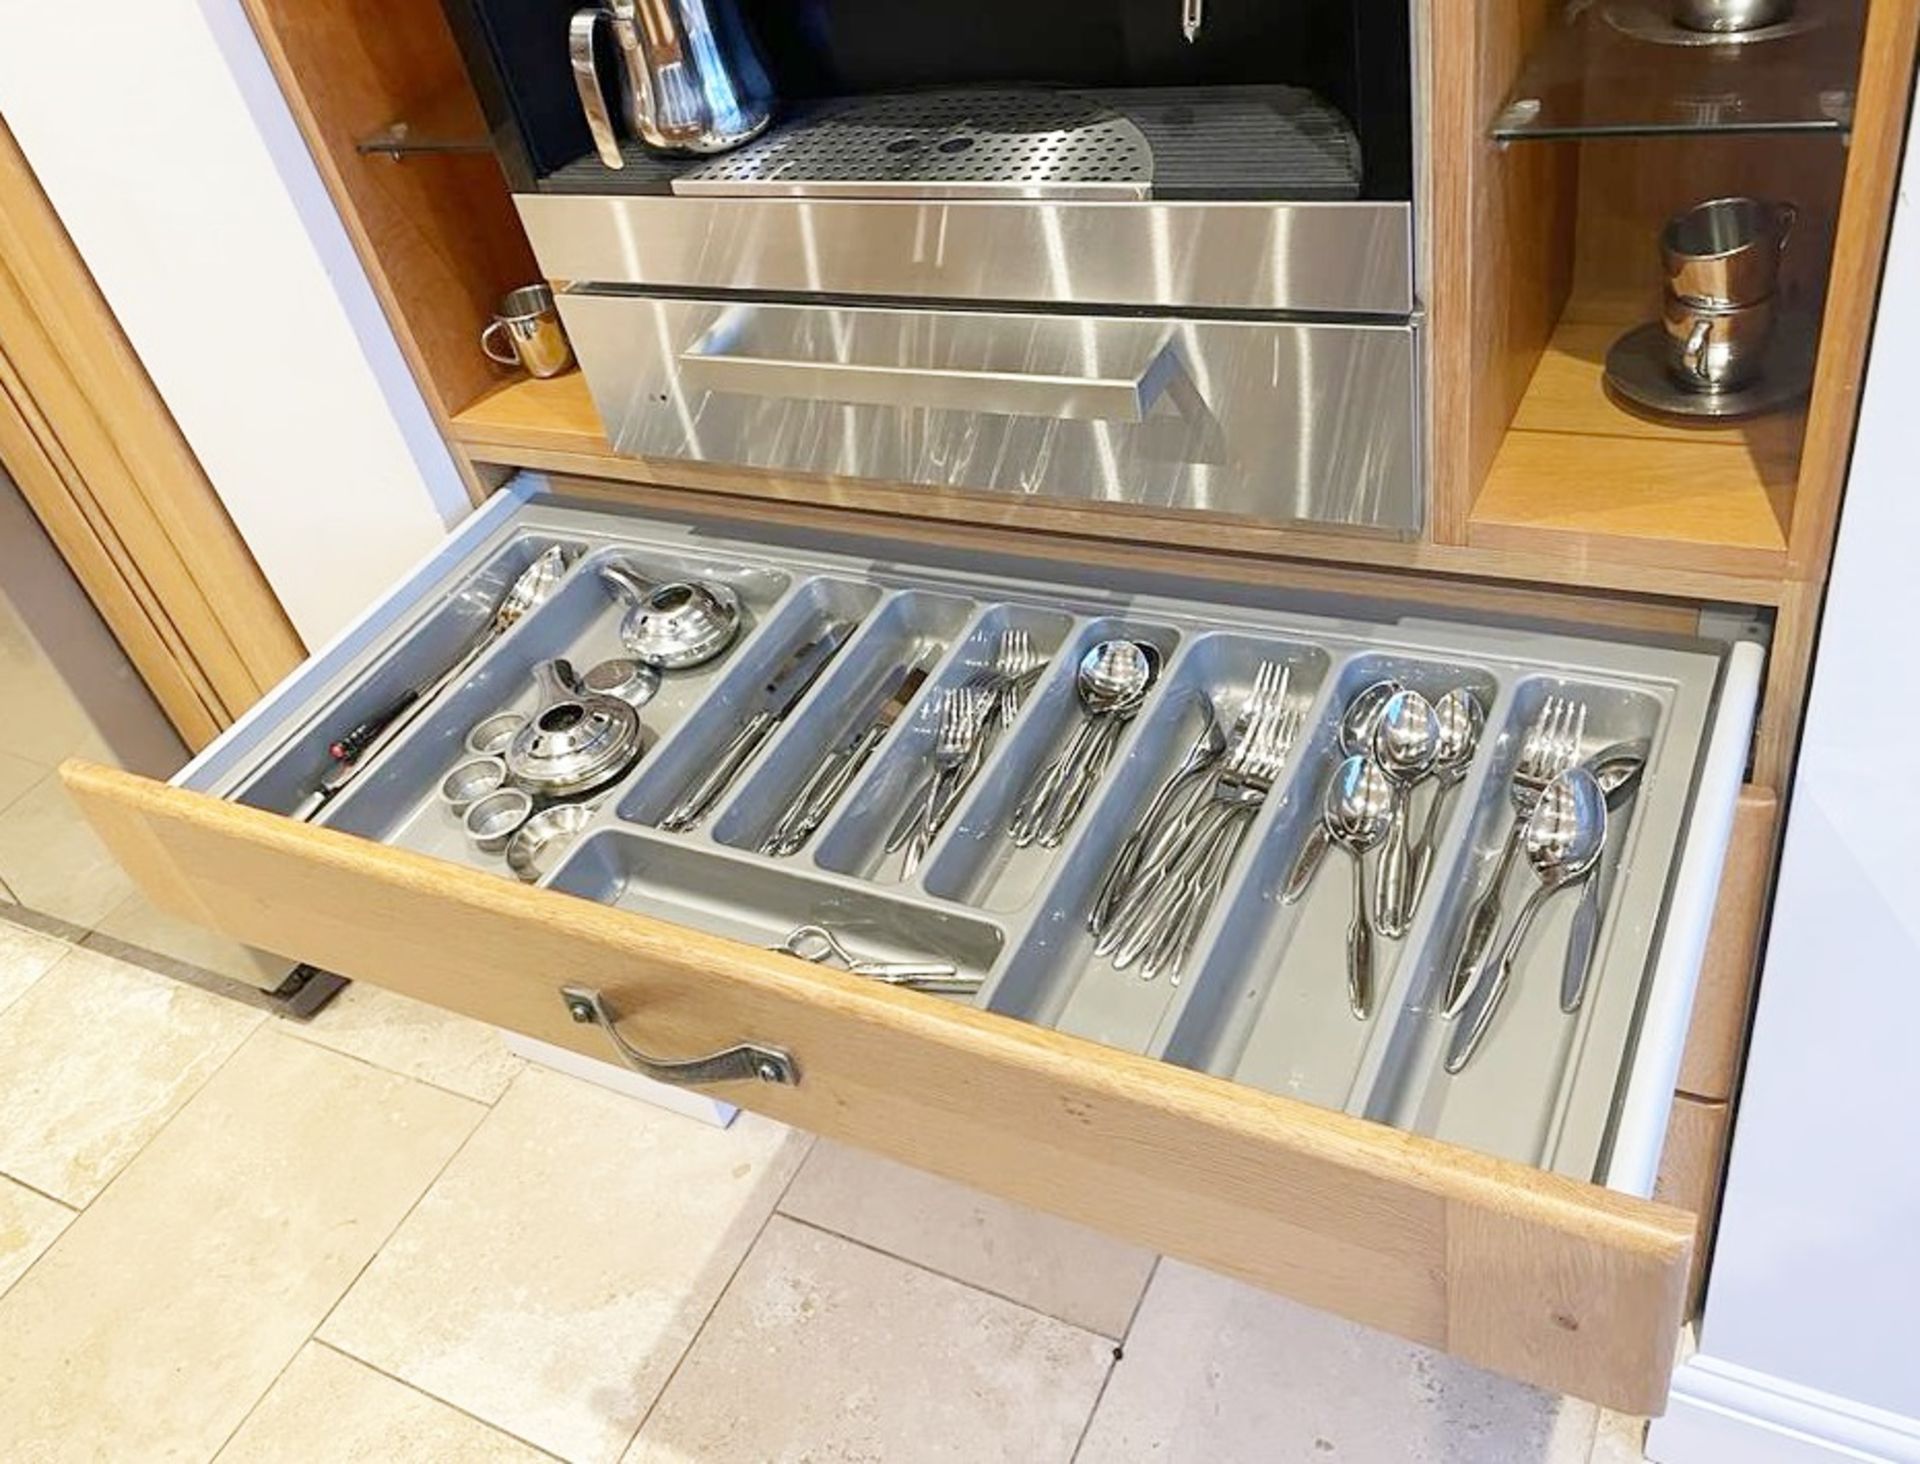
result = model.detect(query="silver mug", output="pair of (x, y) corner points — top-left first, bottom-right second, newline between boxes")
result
(1661, 196), (1797, 308)
(1671, 0), (1794, 31)
(481, 284), (574, 378)
(1663, 292), (1775, 391)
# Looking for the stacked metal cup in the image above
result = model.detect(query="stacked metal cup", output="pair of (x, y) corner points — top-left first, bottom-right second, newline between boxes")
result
(1659, 196), (1796, 393)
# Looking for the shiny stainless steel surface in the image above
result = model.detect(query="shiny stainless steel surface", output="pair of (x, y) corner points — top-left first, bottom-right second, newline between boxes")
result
(1328, 753), (1394, 1020)
(569, 9), (625, 169)
(1662, 196), (1796, 308)
(1443, 696), (1588, 1018)
(1671, 0), (1795, 32)
(481, 284), (575, 379)
(1663, 291), (1777, 391)
(600, 561), (743, 668)
(1446, 766), (1607, 1074)
(504, 658), (645, 797)
(517, 194), (1413, 315)
(678, 306), (1189, 422)
(1371, 689), (1440, 940)
(558, 292), (1422, 534)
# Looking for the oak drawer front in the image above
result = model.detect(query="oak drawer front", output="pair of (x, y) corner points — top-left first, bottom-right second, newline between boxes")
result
(68, 767), (1692, 1413)
(64, 482), (1768, 1412)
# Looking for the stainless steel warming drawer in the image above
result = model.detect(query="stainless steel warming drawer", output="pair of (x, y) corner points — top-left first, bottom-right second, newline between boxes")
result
(68, 479), (1765, 1416)
(515, 195), (1415, 316)
(553, 292), (1420, 533)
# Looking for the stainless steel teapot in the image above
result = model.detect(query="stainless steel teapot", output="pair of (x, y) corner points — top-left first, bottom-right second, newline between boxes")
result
(569, 0), (774, 165)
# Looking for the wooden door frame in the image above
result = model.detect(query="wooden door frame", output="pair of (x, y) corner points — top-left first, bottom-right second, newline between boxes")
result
(0, 117), (304, 749)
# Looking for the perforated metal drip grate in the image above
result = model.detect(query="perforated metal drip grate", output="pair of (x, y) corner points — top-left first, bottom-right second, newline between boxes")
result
(544, 85), (1363, 202)
(674, 90), (1153, 197)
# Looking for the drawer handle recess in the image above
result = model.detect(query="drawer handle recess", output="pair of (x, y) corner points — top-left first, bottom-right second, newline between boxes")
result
(678, 307), (1189, 423)
(560, 985), (798, 1086)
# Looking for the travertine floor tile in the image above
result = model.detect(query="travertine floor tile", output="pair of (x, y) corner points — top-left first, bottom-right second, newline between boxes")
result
(0, 1174), (71, 1299)
(1076, 1260), (1599, 1464)
(0, 946), (261, 1204)
(321, 1066), (808, 1464)
(0, 753), (42, 820)
(0, 775), (136, 928)
(628, 1216), (1113, 1463)
(216, 1343), (554, 1463)
(0, 1028), (480, 1462)
(91, 890), (293, 991)
(0, 917), (70, 1016)
(280, 979), (524, 1104)
(1590, 1409), (1649, 1462)
(779, 1139), (1154, 1337)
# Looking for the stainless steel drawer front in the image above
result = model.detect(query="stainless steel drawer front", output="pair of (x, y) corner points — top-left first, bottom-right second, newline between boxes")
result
(557, 294), (1422, 535)
(516, 195), (1413, 316)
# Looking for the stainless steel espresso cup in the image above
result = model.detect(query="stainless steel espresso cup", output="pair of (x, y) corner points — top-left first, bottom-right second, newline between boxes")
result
(1671, 0), (1794, 31)
(1662, 196), (1796, 308)
(1663, 292), (1775, 391)
(481, 284), (574, 378)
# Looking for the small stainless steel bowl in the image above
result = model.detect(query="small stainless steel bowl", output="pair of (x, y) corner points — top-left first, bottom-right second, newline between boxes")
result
(465, 711), (528, 757)
(505, 801), (599, 883)
(580, 657), (662, 708)
(465, 787), (533, 855)
(440, 755), (507, 814)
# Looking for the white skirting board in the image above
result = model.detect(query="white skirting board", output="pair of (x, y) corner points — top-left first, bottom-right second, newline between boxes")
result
(503, 1032), (739, 1128)
(1650, 1354), (1920, 1464)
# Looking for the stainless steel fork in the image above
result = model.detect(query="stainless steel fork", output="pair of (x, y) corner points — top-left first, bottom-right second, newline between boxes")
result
(1441, 695), (1587, 1017)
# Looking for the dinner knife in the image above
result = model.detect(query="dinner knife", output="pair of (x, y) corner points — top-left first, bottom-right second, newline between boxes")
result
(765, 660), (930, 855)
(663, 620), (858, 832)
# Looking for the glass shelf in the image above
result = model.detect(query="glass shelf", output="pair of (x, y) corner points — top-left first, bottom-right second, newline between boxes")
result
(355, 91), (493, 159)
(1491, 0), (1863, 141)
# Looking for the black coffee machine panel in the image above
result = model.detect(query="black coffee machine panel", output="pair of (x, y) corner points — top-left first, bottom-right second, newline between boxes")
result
(441, 0), (1412, 200)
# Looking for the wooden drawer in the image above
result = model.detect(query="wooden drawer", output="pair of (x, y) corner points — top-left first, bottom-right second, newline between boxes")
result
(62, 481), (1775, 1415)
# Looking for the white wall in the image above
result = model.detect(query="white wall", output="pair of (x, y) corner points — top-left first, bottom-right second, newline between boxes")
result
(1649, 105), (1920, 1464)
(0, 2), (470, 647)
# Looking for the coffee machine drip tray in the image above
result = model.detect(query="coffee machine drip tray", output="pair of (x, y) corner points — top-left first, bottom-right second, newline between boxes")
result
(543, 86), (1362, 203)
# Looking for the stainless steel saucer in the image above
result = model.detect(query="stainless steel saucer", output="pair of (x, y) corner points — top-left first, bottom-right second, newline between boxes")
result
(1603, 316), (1816, 419)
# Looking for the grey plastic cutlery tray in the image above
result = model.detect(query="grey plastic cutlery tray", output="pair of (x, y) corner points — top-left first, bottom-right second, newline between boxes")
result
(184, 495), (1743, 1186)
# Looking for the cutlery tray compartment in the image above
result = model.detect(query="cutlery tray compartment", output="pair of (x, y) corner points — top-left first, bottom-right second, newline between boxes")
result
(548, 828), (1007, 987)
(977, 631), (1333, 1055)
(1155, 650), (1502, 1112)
(707, 589), (977, 857)
(808, 602), (1076, 885)
(180, 492), (1752, 1189)
(1357, 673), (1676, 1171)
(223, 533), (591, 817)
(918, 614), (1185, 915)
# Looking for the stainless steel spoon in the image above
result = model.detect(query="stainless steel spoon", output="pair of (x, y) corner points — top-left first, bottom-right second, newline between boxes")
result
(1559, 739), (1649, 1013)
(1371, 689), (1441, 938)
(1280, 678), (1403, 904)
(1407, 688), (1485, 912)
(1447, 766), (1607, 1073)
(1327, 754), (1395, 1019)
(1010, 639), (1156, 847)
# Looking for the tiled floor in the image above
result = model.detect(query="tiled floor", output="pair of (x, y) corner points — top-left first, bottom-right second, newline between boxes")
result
(0, 472), (1660, 1461)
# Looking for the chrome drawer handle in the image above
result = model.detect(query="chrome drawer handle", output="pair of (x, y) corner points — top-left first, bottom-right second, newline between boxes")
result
(560, 986), (797, 1086)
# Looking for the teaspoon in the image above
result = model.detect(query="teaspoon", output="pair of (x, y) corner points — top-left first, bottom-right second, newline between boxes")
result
(1327, 754), (1395, 1020)
(1281, 678), (1403, 904)
(1559, 739), (1649, 1013)
(1371, 689), (1441, 938)
(1447, 767), (1607, 1073)
(1010, 640), (1155, 847)
(1407, 688), (1485, 912)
